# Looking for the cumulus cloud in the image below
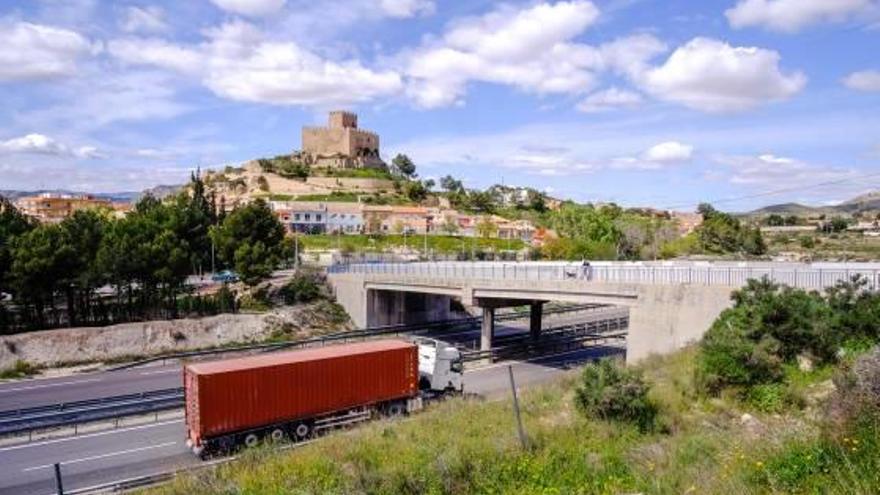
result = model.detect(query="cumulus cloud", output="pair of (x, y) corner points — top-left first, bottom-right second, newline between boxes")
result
(0, 21), (93, 81)
(403, 0), (602, 108)
(210, 0), (287, 17)
(642, 141), (693, 162)
(610, 141), (694, 170)
(380, 0), (435, 18)
(725, 0), (873, 32)
(843, 70), (880, 92)
(107, 21), (402, 107)
(640, 38), (806, 112)
(120, 6), (168, 33)
(0, 134), (102, 158)
(577, 87), (643, 113)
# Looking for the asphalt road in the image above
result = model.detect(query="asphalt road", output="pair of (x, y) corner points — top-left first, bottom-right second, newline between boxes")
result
(0, 344), (623, 495)
(0, 308), (626, 495)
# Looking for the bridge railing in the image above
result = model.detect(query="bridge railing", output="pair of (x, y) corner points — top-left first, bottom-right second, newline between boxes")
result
(328, 262), (880, 291)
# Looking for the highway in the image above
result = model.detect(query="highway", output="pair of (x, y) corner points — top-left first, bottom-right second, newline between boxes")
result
(0, 308), (625, 494)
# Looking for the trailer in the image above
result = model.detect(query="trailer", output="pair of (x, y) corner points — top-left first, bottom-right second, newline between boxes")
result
(184, 339), (463, 456)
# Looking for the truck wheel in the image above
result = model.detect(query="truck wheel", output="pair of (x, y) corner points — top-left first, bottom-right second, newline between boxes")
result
(269, 428), (285, 443)
(293, 422), (311, 441)
(386, 401), (405, 418)
(244, 433), (260, 448)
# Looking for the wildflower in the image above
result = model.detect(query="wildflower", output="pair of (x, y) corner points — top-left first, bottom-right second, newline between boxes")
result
(755, 461), (764, 469)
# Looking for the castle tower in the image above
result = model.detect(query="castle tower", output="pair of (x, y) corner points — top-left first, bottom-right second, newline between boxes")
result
(329, 111), (358, 129)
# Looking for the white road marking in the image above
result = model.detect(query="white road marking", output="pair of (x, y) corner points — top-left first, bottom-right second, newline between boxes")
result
(22, 441), (178, 472)
(139, 369), (180, 376)
(0, 419), (184, 452)
(0, 378), (102, 393)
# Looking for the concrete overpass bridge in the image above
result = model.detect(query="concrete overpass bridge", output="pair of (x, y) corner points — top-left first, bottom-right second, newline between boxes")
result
(328, 261), (880, 362)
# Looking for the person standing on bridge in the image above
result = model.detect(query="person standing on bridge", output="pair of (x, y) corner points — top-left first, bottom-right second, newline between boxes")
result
(580, 260), (592, 281)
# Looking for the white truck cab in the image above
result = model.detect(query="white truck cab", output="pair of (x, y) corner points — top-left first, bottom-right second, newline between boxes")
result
(414, 338), (464, 393)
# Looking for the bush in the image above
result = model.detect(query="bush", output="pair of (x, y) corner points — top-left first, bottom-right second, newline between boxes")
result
(697, 278), (840, 393)
(826, 346), (880, 430)
(279, 273), (323, 305)
(574, 359), (658, 432)
(0, 360), (37, 379)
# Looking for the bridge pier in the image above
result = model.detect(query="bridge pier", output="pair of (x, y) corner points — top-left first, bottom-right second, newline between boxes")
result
(529, 301), (543, 340)
(481, 307), (495, 352)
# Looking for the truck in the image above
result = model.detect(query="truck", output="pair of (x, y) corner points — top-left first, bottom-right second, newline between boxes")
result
(184, 338), (463, 456)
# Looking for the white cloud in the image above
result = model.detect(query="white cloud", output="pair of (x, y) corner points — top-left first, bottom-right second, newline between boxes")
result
(210, 0), (287, 17)
(0, 133), (102, 158)
(714, 153), (857, 186)
(598, 33), (667, 79)
(610, 141), (694, 170)
(0, 21), (93, 81)
(725, 0), (873, 32)
(642, 141), (693, 162)
(641, 37), (806, 112)
(120, 6), (168, 33)
(404, 1), (602, 108)
(843, 70), (880, 92)
(106, 21), (403, 107)
(380, 0), (435, 18)
(577, 87), (643, 112)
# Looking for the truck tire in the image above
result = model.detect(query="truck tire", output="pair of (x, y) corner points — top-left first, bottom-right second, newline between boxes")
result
(269, 428), (285, 443)
(386, 401), (406, 418)
(244, 433), (260, 448)
(292, 422), (311, 441)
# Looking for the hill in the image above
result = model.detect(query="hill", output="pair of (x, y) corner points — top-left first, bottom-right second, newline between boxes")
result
(749, 190), (880, 217)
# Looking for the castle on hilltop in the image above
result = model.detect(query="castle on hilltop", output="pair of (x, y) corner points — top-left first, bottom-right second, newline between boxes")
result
(300, 111), (386, 170)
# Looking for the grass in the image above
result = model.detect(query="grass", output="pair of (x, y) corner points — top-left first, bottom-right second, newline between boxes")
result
(297, 234), (526, 253)
(0, 360), (38, 379)
(145, 347), (880, 495)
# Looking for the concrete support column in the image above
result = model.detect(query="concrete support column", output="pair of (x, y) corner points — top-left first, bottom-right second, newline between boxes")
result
(529, 301), (543, 340)
(481, 307), (495, 351)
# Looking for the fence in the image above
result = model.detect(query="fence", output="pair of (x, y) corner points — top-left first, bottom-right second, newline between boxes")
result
(329, 261), (880, 291)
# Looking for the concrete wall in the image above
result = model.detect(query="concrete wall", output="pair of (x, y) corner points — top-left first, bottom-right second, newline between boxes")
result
(626, 284), (733, 363)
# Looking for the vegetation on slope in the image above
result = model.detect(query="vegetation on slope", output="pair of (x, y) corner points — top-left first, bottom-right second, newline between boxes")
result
(149, 275), (880, 495)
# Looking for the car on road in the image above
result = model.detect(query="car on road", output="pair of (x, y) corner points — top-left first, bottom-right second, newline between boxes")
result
(211, 270), (239, 283)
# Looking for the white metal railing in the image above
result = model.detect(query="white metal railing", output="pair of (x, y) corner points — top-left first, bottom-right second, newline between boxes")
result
(327, 261), (880, 291)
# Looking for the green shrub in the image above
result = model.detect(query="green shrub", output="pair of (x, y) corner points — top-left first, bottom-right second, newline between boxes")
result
(279, 273), (322, 305)
(574, 359), (658, 432)
(742, 383), (802, 413)
(0, 360), (38, 379)
(697, 277), (840, 393)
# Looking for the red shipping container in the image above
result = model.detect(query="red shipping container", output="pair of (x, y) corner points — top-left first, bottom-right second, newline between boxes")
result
(184, 339), (418, 447)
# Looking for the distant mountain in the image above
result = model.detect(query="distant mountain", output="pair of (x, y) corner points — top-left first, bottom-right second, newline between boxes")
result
(749, 190), (880, 217)
(136, 184), (183, 201)
(0, 189), (138, 203)
(834, 191), (880, 213)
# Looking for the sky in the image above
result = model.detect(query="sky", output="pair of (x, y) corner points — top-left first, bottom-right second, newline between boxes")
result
(0, 0), (878, 211)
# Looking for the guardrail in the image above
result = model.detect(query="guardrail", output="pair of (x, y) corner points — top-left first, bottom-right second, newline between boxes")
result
(462, 316), (628, 362)
(0, 388), (183, 437)
(107, 304), (602, 371)
(330, 261), (880, 291)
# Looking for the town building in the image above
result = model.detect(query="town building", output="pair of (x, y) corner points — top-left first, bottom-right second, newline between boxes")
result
(327, 203), (364, 234)
(15, 193), (112, 223)
(275, 202), (328, 234)
(300, 111), (385, 170)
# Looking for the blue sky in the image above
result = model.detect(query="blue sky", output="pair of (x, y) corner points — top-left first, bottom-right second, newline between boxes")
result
(0, 0), (878, 211)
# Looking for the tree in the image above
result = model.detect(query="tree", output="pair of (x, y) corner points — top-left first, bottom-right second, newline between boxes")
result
(468, 191), (497, 214)
(695, 203), (765, 256)
(391, 154), (417, 179)
(402, 180), (428, 202)
(475, 217), (498, 238)
(440, 215), (459, 235)
(10, 224), (76, 327)
(765, 214), (785, 226)
(58, 210), (108, 326)
(210, 200), (285, 286)
(0, 197), (34, 298)
(440, 175), (463, 193)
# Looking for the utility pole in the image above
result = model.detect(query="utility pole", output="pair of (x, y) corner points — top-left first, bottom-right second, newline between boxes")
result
(54, 462), (64, 495)
(508, 365), (528, 449)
